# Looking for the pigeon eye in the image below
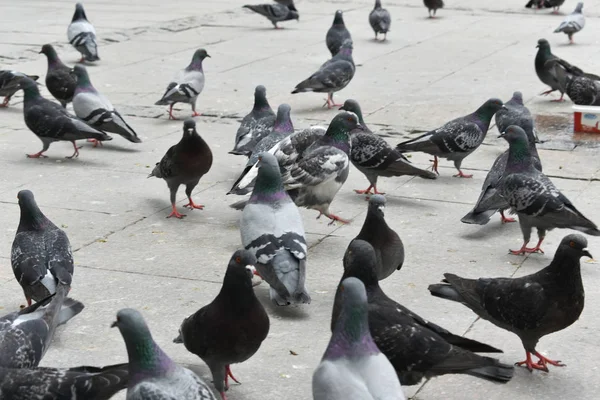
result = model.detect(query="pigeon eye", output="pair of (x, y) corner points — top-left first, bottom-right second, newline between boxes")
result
(569, 241), (576, 248)
(235, 256), (242, 263)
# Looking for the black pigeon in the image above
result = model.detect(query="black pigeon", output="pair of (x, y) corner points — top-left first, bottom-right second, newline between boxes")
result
(498, 126), (600, 255)
(0, 71), (39, 107)
(525, 0), (545, 9)
(243, 2), (299, 29)
(332, 240), (513, 386)
(174, 250), (269, 399)
(12, 190), (74, 306)
(39, 44), (76, 108)
(0, 285), (84, 368)
(340, 99), (436, 194)
(396, 98), (504, 178)
(148, 119), (213, 219)
(350, 195), (404, 280)
(0, 363), (128, 400)
(369, 0), (391, 41)
(424, 0), (444, 18)
(544, 0), (566, 13)
(544, 58), (600, 105)
(326, 10), (352, 56)
(429, 234), (592, 372)
(494, 92), (536, 138)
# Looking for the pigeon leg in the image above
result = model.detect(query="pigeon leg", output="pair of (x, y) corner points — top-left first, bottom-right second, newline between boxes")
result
(534, 351), (565, 369)
(87, 139), (103, 147)
(219, 392), (228, 400)
(225, 365), (241, 387)
(500, 210), (516, 224)
(515, 351), (549, 372)
(78, 56), (85, 63)
(183, 182), (203, 209)
(540, 89), (555, 96)
(453, 170), (473, 178)
(428, 156), (440, 174)
(166, 204), (186, 219)
(0, 96), (10, 107)
(568, 34), (574, 44)
(509, 240), (544, 255)
(66, 141), (81, 159)
(551, 93), (565, 102)
(191, 102), (202, 117)
(27, 141), (50, 158)
(325, 93), (342, 109)
(183, 197), (204, 210)
(325, 212), (350, 225)
(168, 104), (177, 120)
(354, 185), (374, 195)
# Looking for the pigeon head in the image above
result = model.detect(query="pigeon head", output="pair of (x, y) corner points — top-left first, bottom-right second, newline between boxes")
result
(18, 77), (40, 98)
(374, 0), (383, 9)
(223, 250), (258, 293)
(273, 104), (294, 134)
(182, 118), (198, 138)
(536, 39), (551, 51)
(574, 2), (583, 13)
(289, 9), (300, 21)
(325, 111), (362, 151)
(72, 2), (88, 22)
(251, 152), (287, 202)
(17, 189), (49, 231)
(342, 239), (379, 288)
(39, 44), (60, 64)
(187, 49), (210, 71)
(511, 91), (524, 105)
(339, 99), (365, 124)
(475, 98), (504, 121)
(558, 234), (593, 260)
(333, 10), (345, 25)
(367, 194), (386, 219)
(71, 65), (92, 87)
(500, 125), (533, 166)
(253, 85), (271, 111)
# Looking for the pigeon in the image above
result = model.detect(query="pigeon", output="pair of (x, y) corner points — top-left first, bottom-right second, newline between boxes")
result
(350, 195), (404, 280)
(67, 3), (99, 62)
(545, 0), (566, 13)
(174, 250), (269, 399)
(333, 240), (513, 386)
(112, 308), (216, 400)
(554, 2), (585, 44)
(461, 125), (542, 226)
(563, 74), (600, 105)
(424, 0), (444, 18)
(428, 234), (592, 372)
(497, 126), (600, 255)
(148, 118), (213, 219)
(494, 92), (536, 138)
(0, 285), (84, 369)
(19, 78), (112, 158)
(12, 190), (74, 306)
(313, 277), (404, 400)
(155, 49), (210, 120)
(240, 153), (311, 305)
(292, 39), (355, 109)
(369, 0), (391, 41)
(243, 2), (299, 29)
(525, 0), (546, 9)
(340, 99), (437, 194)
(229, 85), (276, 156)
(0, 71), (39, 107)
(39, 44), (76, 108)
(326, 10), (352, 56)
(396, 98), (504, 178)
(0, 363), (128, 400)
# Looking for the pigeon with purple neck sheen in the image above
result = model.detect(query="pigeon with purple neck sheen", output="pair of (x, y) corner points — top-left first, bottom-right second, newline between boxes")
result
(67, 3), (99, 62)
(554, 2), (585, 44)
(173, 250), (269, 399)
(39, 44), (76, 108)
(243, 2), (299, 29)
(112, 308), (216, 400)
(313, 277), (404, 400)
(230, 85), (276, 156)
(0, 71), (39, 107)
(424, 0), (444, 17)
(326, 10), (352, 56)
(369, 0), (391, 41)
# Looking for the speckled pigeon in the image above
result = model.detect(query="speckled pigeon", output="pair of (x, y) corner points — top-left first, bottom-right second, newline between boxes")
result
(174, 250), (269, 399)
(494, 92), (536, 138)
(563, 74), (600, 105)
(429, 234), (592, 372)
(314, 277), (404, 400)
(243, 2), (299, 28)
(148, 119), (213, 219)
(72, 65), (140, 144)
(39, 44), (76, 108)
(498, 126), (600, 255)
(112, 308), (217, 400)
(19, 78), (111, 158)
(229, 85), (276, 156)
(0, 71), (38, 107)
(326, 10), (352, 56)
(340, 99), (436, 194)
(333, 240), (513, 386)
(369, 0), (391, 40)
(67, 3), (99, 62)
(554, 2), (585, 44)
(155, 49), (209, 120)
(424, 0), (444, 17)
(396, 98), (504, 178)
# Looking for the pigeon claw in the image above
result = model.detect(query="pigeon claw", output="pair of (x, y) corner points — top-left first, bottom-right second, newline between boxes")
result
(509, 246), (544, 255)
(26, 151), (48, 158)
(0, 96), (9, 107)
(167, 104), (178, 120)
(183, 198), (204, 210)
(87, 138), (103, 148)
(429, 156), (440, 175)
(516, 351), (565, 372)
(166, 205), (186, 219)
(354, 185), (385, 195)
(453, 170), (473, 178)
(225, 365), (241, 389)
(326, 213), (350, 226)
(191, 111), (202, 117)
(500, 211), (516, 224)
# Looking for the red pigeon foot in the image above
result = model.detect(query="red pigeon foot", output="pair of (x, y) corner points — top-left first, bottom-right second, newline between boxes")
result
(500, 211), (516, 224)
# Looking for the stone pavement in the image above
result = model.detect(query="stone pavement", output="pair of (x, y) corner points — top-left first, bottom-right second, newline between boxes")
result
(1, 0), (600, 398)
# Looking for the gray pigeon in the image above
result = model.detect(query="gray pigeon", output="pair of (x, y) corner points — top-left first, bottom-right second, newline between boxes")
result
(39, 44), (76, 108)
(369, 0), (391, 40)
(326, 11), (352, 56)
(340, 99), (436, 194)
(155, 49), (209, 120)
(12, 190), (74, 306)
(243, 2), (299, 28)
(19, 78), (112, 158)
(0, 285), (84, 369)
(461, 125), (542, 226)
(112, 308), (216, 400)
(396, 98), (504, 178)
(67, 3), (99, 62)
(292, 39), (355, 109)
(72, 65), (141, 144)
(313, 277), (405, 400)
(494, 92), (536, 138)
(554, 2), (585, 44)
(0, 71), (39, 107)
(241, 153), (310, 306)
(229, 85), (276, 156)
(0, 363), (128, 400)
(148, 119), (213, 219)
(424, 0), (444, 18)
(351, 195), (404, 280)
(498, 126), (600, 255)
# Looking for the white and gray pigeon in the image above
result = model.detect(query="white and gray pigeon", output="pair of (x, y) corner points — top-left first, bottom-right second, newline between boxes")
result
(326, 10), (352, 56)
(112, 308), (217, 400)
(155, 49), (210, 120)
(229, 85), (276, 156)
(72, 65), (141, 144)
(292, 39), (355, 109)
(12, 190), (74, 306)
(243, 1), (299, 29)
(0, 71), (39, 107)
(396, 98), (504, 178)
(67, 3), (99, 62)
(0, 285), (84, 369)
(554, 2), (585, 44)
(498, 125), (600, 255)
(313, 277), (405, 400)
(241, 152), (310, 306)
(424, 0), (444, 18)
(369, 0), (391, 41)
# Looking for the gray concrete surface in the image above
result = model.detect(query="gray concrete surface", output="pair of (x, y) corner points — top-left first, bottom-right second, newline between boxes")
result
(1, 0), (600, 399)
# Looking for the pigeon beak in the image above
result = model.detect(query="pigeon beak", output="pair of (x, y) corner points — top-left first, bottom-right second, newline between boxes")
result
(338, 106), (346, 111)
(583, 249), (593, 259)
(536, 44), (540, 48)
(246, 265), (260, 277)
(498, 132), (506, 139)
(533, 130), (541, 144)
(206, 54), (211, 58)
(378, 205), (385, 213)
(356, 123), (365, 131)
(110, 321), (118, 328)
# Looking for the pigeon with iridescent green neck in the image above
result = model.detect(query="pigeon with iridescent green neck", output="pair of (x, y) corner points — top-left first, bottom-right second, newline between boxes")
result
(230, 85), (276, 156)
(112, 308), (216, 400)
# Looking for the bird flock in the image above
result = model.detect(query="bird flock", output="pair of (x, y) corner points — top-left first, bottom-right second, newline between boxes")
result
(0, 1), (599, 400)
